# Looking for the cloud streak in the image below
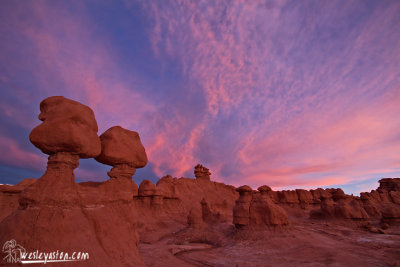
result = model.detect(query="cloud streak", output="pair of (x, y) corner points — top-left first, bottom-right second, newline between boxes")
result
(0, 0), (399, 193)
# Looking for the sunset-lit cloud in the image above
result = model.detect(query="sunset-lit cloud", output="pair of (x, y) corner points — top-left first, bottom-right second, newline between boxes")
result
(0, 0), (399, 193)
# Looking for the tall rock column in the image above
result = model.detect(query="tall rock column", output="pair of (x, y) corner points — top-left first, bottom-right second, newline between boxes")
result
(233, 185), (253, 229)
(21, 96), (101, 206)
(0, 96), (146, 266)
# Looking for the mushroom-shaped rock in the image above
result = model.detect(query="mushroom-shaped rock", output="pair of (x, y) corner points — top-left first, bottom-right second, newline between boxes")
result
(0, 97), (146, 266)
(95, 126), (147, 179)
(29, 96), (101, 158)
(237, 185), (252, 193)
(194, 164), (211, 180)
(138, 180), (156, 197)
(233, 185), (253, 228)
(236, 185), (253, 203)
(96, 126), (147, 167)
(258, 185), (272, 193)
(24, 96), (102, 206)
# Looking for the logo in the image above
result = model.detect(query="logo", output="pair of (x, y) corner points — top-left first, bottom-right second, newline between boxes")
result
(2, 240), (89, 264)
(2, 239), (25, 263)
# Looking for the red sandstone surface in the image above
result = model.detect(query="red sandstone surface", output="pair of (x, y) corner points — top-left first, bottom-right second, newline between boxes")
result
(1, 97), (399, 266)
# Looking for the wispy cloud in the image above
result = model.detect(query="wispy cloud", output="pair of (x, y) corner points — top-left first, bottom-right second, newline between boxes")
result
(0, 0), (399, 192)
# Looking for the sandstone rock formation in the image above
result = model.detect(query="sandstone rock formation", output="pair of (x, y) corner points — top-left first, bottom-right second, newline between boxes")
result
(250, 186), (289, 228)
(132, 170), (238, 243)
(194, 164), (211, 180)
(95, 126), (147, 179)
(0, 179), (36, 221)
(29, 96), (101, 158)
(359, 178), (400, 223)
(187, 206), (204, 228)
(0, 96), (145, 266)
(139, 180), (157, 197)
(233, 185), (289, 229)
(233, 185), (253, 228)
(310, 192), (369, 220)
(378, 178), (400, 192)
(2, 97), (400, 266)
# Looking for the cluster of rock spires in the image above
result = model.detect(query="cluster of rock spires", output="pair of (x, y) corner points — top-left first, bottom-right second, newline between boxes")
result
(0, 96), (400, 266)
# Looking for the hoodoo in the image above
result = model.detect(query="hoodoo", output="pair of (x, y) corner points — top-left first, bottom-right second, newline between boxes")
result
(0, 96), (145, 266)
(0, 97), (399, 266)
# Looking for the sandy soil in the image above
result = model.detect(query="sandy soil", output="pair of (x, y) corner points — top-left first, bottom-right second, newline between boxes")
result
(139, 218), (400, 267)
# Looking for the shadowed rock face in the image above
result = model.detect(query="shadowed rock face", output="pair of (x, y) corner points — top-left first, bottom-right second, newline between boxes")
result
(29, 96), (101, 158)
(378, 178), (400, 192)
(187, 207), (204, 228)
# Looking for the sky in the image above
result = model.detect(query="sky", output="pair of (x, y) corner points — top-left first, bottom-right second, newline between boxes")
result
(0, 0), (399, 194)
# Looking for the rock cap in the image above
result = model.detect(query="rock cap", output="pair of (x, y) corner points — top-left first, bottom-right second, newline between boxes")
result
(29, 96), (101, 158)
(95, 126), (148, 168)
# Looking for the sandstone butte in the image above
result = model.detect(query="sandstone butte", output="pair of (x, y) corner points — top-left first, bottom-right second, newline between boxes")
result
(0, 96), (399, 266)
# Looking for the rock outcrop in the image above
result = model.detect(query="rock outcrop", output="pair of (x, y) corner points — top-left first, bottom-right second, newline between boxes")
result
(194, 164), (211, 180)
(0, 179), (36, 221)
(249, 186), (289, 228)
(138, 180), (157, 197)
(233, 185), (253, 228)
(95, 126), (147, 180)
(308, 181), (400, 222)
(187, 206), (204, 228)
(233, 185), (289, 229)
(378, 178), (400, 192)
(29, 96), (101, 158)
(132, 169), (238, 242)
(359, 178), (400, 222)
(1, 97), (400, 265)
(0, 96), (145, 266)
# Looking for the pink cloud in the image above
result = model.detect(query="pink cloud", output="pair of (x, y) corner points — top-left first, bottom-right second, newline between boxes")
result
(1, 0), (399, 193)
(0, 135), (46, 172)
